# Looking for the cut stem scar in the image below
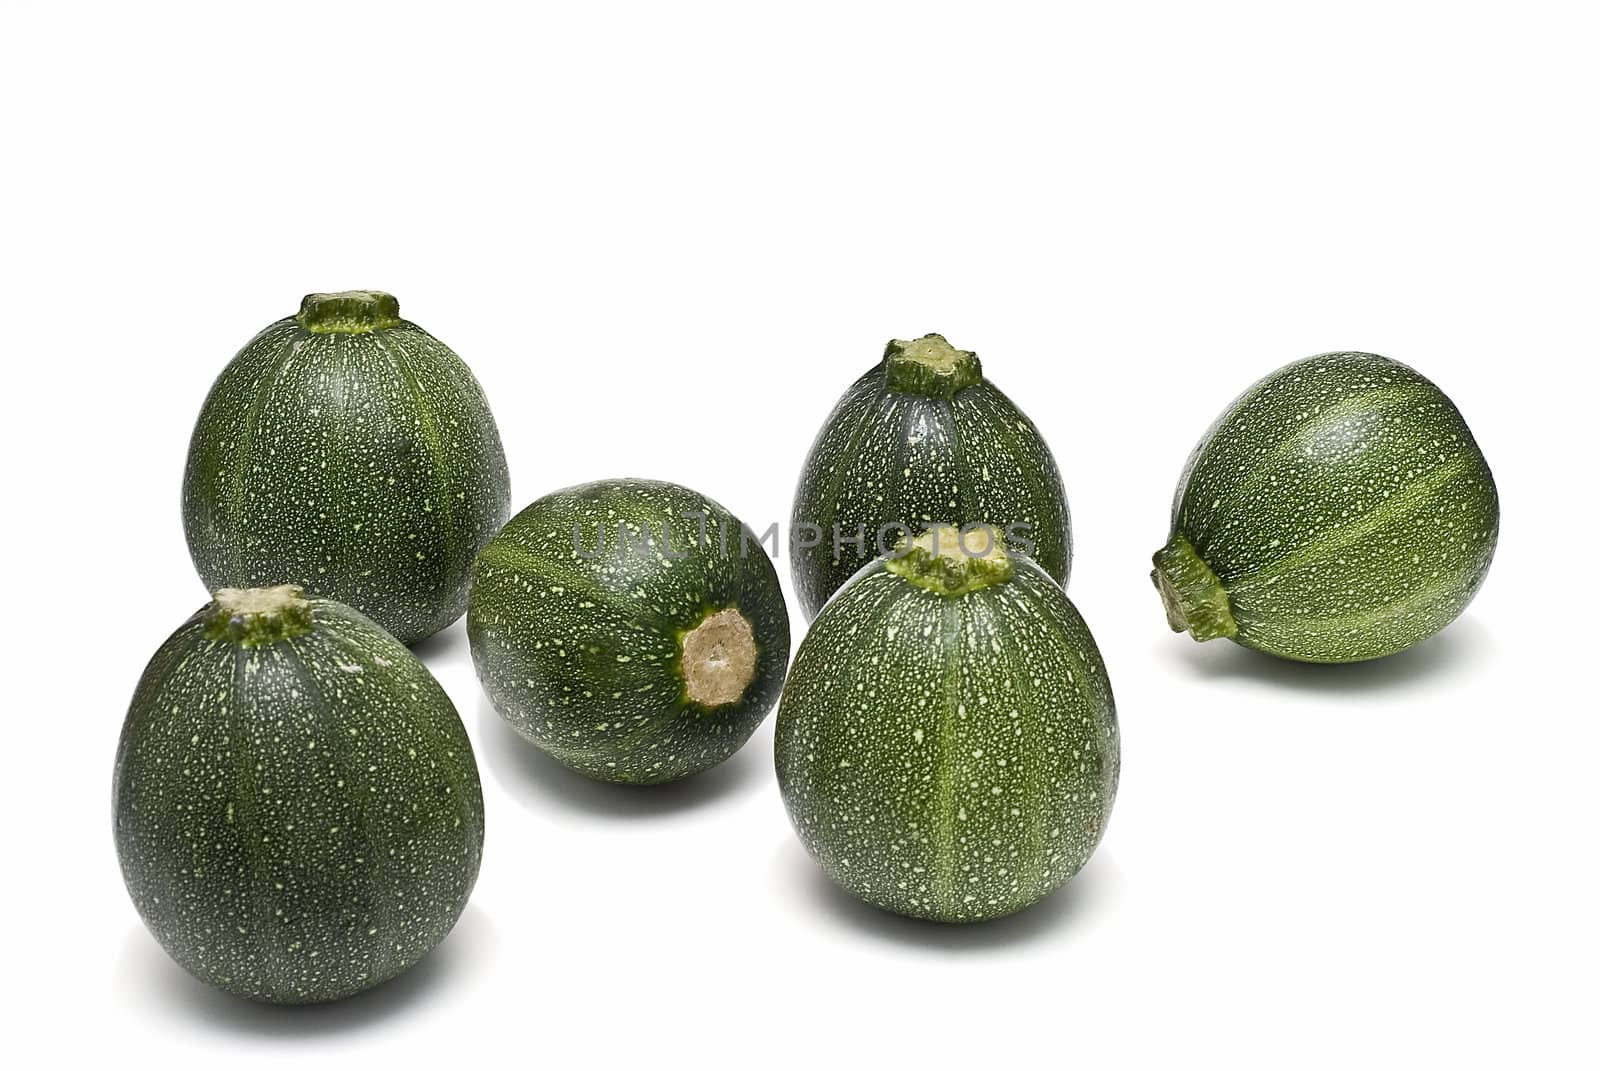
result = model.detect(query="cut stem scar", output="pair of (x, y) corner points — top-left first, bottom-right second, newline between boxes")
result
(680, 607), (758, 707)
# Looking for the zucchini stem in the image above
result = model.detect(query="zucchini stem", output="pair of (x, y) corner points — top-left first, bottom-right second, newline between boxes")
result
(205, 584), (316, 646)
(886, 524), (1014, 596)
(296, 291), (402, 334)
(1151, 535), (1238, 642)
(883, 334), (984, 398)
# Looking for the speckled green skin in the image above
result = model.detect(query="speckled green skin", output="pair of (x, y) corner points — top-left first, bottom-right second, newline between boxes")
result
(113, 598), (485, 1004)
(469, 479), (791, 784)
(1161, 351), (1499, 662)
(775, 556), (1118, 922)
(789, 348), (1070, 620)
(182, 300), (510, 645)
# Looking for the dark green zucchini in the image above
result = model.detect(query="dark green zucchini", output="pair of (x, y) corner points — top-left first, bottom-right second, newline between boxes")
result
(1153, 351), (1499, 662)
(776, 527), (1118, 922)
(469, 478), (790, 784)
(183, 291), (510, 645)
(113, 585), (484, 1004)
(789, 334), (1070, 620)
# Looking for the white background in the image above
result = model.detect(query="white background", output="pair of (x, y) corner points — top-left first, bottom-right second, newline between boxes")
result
(3, 2), (1596, 1067)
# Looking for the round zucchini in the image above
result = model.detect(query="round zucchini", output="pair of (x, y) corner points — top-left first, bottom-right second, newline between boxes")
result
(789, 334), (1070, 620)
(183, 291), (511, 645)
(469, 478), (790, 784)
(776, 526), (1118, 922)
(113, 585), (485, 1004)
(1153, 351), (1499, 663)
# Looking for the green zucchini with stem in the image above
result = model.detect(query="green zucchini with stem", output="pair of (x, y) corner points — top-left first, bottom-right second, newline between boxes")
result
(776, 526), (1118, 922)
(789, 334), (1070, 620)
(469, 478), (790, 784)
(183, 291), (510, 645)
(113, 585), (484, 1004)
(1153, 351), (1499, 663)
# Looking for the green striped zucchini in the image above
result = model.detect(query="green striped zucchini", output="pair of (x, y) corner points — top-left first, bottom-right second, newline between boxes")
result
(1153, 351), (1499, 662)
(183, 291), (510, 645)
(775, 527), (1118, 922)
(789, 334), (1070, 620)
(469, 478), (790, 784)
(113, 585), (484, 1004)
